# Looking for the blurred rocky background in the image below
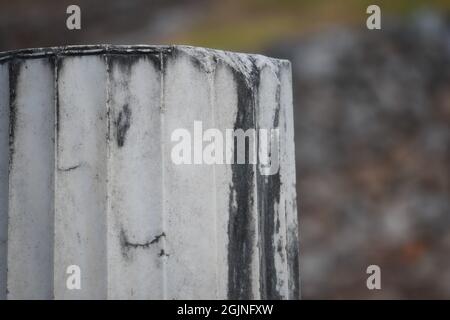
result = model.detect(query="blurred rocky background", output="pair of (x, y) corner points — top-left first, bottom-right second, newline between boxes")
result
(0, 0), (449, 299)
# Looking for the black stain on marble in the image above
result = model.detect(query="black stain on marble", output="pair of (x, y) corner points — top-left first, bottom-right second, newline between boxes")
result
(58, 163), (81, 172)
(120, 228), (166, 260)
(8, 60), (19, 162)
(115, 104), (131, 148)
(287, 199), (300, 299)
(107, 53), (161, 147)
(256, 66), (283, 300)
(227, 58), (260, 300)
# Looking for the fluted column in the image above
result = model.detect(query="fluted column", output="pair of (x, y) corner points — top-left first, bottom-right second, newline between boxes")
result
(0, 45), (299, 300)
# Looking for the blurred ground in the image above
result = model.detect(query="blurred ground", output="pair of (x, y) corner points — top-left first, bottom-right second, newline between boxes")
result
(275, 13), (450, 299)
(0, 0), (449, 299)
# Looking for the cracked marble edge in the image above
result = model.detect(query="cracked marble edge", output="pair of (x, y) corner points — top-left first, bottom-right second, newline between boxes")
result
(0, 44), (291, 69)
